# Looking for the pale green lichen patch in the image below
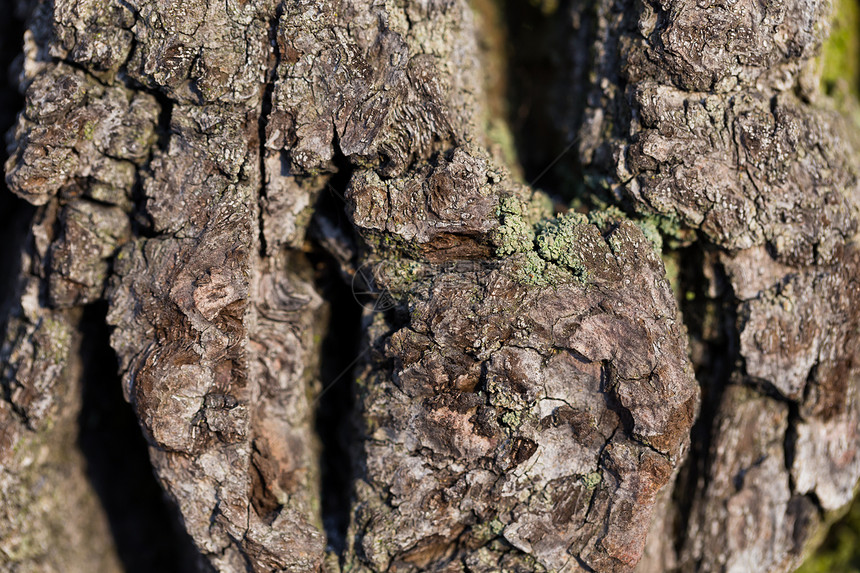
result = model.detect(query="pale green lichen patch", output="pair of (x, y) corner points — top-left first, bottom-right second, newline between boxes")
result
(526, 192), (555, 223)
(375, 259), (426, 294)
(588, 204), (663, 250)
(500, 409), (524, 429)
(495, 199), (681, 292)
(362, 230), (422, 261)
(496, 202), (616, 286)
(581, 471), (602, 490)
(494, 196), (536, 256)
(35, 316), (73, 365)
(509, 251), (568, 287)
(578, 183), (693, 251)
(534, 212), (591, 279)
(493, 192), (554, 256)
(469, 520), (498, 544)
(634, 219), (663, 251)
(586, 205), (626, 232)
(489, 518), (506, 535)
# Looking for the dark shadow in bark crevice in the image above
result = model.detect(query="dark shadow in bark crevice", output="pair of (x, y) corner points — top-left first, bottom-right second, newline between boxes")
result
(309, 154), (363, 558)
(497, 0), (575, 200)
(669, 241), (738, 560)
(0, 4), (34, 326)
(313, 267), (363, 557)
(77, 302), (207, 573)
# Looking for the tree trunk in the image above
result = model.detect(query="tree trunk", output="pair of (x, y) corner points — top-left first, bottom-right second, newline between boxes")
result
(1, 0), (859, 572)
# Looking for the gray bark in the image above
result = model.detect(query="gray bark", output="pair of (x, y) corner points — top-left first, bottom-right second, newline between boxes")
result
(0, 0), (858, 572)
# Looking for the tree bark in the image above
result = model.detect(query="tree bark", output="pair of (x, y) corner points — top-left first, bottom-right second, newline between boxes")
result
(1, 0), (859, 572)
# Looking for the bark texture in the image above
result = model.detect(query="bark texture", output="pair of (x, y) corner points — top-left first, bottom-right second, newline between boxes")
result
(0, 0), (858, 572)
(567, 0), (860, 570)
(0, 230), (122, 572)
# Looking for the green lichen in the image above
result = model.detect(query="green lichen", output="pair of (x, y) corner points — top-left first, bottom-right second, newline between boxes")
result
(587, 205), (626, 232)
(489, 518), (506, 535)
(534, 212), (590, 280)
(378, 259), (425, 293)
(493, 193), (554, 257)
(500, 410), (523, 429)
(576, 176), (693, 250)
(495, 193), (550, 223)
(494, 209), (535, 257)
(497, 200), (680, 288)
(36, 317), (72, 364)
(581, 471), (602, 490)
(578, 174), (617, 208)
(82, 119), (96, 141)
(634, 219), (663, 252)
(526, 192), (555, 223)
(363, 230), (421, 260)
(488, 373), (527, 410)
(470, 518), (506, 544)
(639, 210), (691, 248)
(511, 251), (552, 287)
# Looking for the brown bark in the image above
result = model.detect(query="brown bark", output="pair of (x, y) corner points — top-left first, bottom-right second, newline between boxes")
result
(1, 0), (858, 572)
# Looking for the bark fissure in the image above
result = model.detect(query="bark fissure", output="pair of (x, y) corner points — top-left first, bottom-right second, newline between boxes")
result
(309, 161), (364, 557)
(2, 0), (860, 571)
(669, 241), (737, 559)
(77, 302), (205, 572)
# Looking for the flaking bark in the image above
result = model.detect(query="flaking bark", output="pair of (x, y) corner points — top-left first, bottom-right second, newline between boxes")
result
(1, 0), (859, 572)
(568, 0), (860, 569)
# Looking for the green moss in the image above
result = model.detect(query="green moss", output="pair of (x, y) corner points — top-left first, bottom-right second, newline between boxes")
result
(798, 494), (860, 572)
(527, 0), (559, 14)
(486, 118), (520, 172)
(821, 0), (860, 99)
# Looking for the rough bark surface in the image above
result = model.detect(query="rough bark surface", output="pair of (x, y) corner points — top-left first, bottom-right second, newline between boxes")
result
(0, 0), (858, 572)
(568, 0), (860, 570)
(0, 192), (122, 571)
